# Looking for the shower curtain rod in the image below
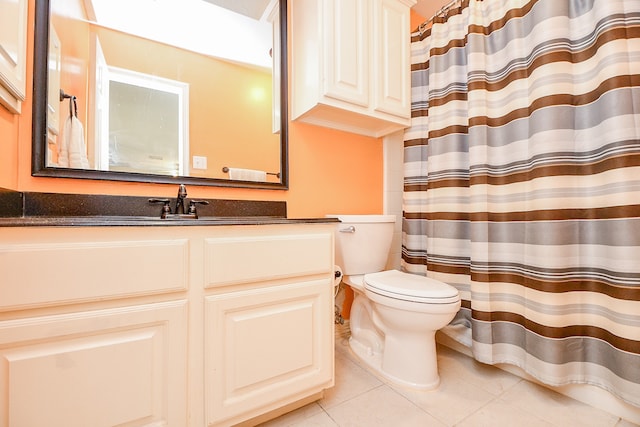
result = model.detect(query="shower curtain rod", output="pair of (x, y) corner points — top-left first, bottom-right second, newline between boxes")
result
(418, 0), (482, 35)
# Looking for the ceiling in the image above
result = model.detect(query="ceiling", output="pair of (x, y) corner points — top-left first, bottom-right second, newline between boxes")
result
(202, 0), (274, 20)
(201, 0), (456, 23)
(84, 0), (449, 69)
(87, 0), (274, 68)
(201, 0), (450, 22)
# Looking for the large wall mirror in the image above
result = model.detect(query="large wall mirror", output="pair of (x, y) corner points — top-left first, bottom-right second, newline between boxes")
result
(32, 0), (288, 189)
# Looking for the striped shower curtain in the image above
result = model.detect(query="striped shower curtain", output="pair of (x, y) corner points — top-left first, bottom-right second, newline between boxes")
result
(403, 0), (640, 406)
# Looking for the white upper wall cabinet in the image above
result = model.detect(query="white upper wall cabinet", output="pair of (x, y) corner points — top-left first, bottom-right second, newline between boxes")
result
(291, 0), (416, 138)
(0, 0), (28, 114)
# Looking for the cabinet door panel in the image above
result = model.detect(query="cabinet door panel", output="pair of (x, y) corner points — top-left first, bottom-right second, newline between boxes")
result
(374, 0), (411, 118)
(323, 0), (369, 107)
(0, 301), (187, 427)
(205, 279), (333, 426)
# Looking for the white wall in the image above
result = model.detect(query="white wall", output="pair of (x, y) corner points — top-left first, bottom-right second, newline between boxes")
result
(383, 130), (405, 270)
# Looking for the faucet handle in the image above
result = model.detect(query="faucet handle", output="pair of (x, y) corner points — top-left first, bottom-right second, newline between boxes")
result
(188, 200), (209, 216)
(149, 198), (172, 218)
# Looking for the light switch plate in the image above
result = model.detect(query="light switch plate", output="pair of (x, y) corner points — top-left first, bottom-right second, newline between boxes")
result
(193, 155), (207, 170)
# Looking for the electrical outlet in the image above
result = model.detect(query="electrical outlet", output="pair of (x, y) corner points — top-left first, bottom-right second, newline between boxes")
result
(192, 156), (207, 170)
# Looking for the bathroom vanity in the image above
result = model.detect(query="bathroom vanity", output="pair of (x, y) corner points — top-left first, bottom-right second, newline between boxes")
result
(0, 214), (337, 426)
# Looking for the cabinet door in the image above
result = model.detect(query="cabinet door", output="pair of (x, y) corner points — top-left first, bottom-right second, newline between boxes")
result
(0, 0), (27, 113)
(373, 0), (412, 118)
(0, 301), (188, 427)
(323, 0), (369, 107)
(205, 279), (333, 426)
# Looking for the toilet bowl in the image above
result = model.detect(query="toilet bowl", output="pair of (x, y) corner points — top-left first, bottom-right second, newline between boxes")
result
(329, 215), (460, 390)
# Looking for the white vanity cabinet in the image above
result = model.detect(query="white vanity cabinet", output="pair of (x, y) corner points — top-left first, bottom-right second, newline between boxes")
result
(0, 227), (190, 427)
(202, 228), (334, 426)
(291, 0), (416, 138)
(0, 223), (335, 427)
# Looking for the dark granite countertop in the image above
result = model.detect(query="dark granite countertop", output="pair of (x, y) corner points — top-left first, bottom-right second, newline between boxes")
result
(0, 216), (339, 227)
(0, 188), (339, 227)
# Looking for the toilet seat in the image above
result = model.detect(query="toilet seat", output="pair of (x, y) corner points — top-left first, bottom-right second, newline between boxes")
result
(364, 270), (459, 304)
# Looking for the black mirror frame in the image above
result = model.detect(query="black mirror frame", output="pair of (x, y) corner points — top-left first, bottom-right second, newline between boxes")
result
(32, 0), (288, 190)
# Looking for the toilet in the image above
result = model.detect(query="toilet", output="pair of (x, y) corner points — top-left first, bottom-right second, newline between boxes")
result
(329, 214), (460, 390)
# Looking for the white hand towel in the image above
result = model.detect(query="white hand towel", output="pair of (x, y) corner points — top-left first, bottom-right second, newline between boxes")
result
(59, 116), (90, 169)
(57, 119), (69, 168)
(227, 168), (267, 182)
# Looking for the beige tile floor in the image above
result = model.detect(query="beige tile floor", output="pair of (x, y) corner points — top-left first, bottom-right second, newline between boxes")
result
(259, 323), (638, 427)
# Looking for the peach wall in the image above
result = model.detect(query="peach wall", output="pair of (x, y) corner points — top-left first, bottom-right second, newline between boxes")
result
(1, 0), (383, 218)
(0, 105), (19, 188)
(411, 9), (427, 30)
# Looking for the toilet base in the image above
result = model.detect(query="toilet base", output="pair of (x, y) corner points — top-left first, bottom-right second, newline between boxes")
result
(348, 336), (441, 391)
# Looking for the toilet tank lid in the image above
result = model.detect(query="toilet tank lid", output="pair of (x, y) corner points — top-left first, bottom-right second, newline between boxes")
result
(364, 270), (460, 303)
(326, 214), (396, 223)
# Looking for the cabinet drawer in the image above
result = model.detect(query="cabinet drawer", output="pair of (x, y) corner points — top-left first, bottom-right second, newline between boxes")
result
(204, 232), (333, 288)
(0, 239), (189, 310)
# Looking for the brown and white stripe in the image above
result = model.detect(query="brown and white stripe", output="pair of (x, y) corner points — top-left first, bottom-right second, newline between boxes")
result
(403, 0), (640, 406)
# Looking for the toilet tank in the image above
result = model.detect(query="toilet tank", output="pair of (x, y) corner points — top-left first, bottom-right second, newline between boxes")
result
(327, 215), (396, 275)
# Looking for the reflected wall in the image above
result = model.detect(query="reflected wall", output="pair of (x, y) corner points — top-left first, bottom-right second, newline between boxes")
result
(49, 15), (279, 180)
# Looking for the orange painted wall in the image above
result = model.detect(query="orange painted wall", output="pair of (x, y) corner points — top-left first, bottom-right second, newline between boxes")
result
(411, 8), (427, 30)
(1, 0), (383, 218)
(0, 105), (19, 189)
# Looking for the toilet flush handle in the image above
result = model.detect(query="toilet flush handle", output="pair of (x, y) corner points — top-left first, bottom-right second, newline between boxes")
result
(339, 226), (356, 233)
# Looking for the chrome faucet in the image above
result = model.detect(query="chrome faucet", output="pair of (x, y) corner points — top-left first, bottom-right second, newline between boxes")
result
(175, 184), (188, 215)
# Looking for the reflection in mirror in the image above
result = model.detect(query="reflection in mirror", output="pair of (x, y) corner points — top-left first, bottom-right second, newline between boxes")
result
(103, 67), (189, 176)
(32, 0), (288, 189)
